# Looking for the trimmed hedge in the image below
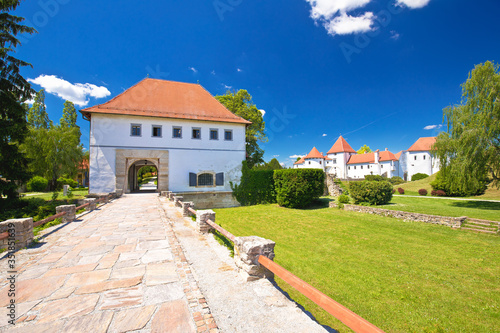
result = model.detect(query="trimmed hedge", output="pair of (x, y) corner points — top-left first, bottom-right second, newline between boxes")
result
(411, 173), (429, 181)
(56, 177), (78, 189)
(231, 162), (276, 206)
(338, 194), (350, 204)
(364, 175), (385, 182)
(26, 176), (48, 192)
(389, 176), (405, 185)
(349, 181), (393, 205)
(274, 169), (325, 208)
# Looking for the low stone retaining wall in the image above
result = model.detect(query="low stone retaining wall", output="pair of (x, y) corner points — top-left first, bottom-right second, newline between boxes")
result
(343, 204), (466, 228)
(176, 191), (240, 209)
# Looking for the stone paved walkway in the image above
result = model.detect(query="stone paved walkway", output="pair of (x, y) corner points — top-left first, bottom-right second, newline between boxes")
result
(1, 193), (327, 333)
(0, 194), (205, 332)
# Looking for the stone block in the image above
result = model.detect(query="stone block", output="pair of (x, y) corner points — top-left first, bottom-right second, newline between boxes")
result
(234, 236), (275, 280)
(99, 194), (109, 204)
(160, 191), (168, 197)
(56, 205), (76, 223)
(182, 202), (195, 217)
(196, 210), (215, 234)
(115, 189), (123, 197)
(174, 196), (183, 207)
(84, 198), (96, 211)
(0, 218), (34, 251)
(63, 184), (69, 196)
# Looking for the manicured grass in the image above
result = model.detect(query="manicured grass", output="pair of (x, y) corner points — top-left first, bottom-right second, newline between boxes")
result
(378, 196), (500, 222)
(214, 203), (499, 333)
(22, 188), (88, 201)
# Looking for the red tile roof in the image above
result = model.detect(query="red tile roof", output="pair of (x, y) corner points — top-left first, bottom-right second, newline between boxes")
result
(304, 147), (326, 159)
(379, 151), (398, 162)
(347, 152), (375, 164)
(293, 157), (305, 165)
(407, 137), (436, 152)
(80, 78), (251, 125)
(395, 151), (403, 160)
(327, 136), (356, 154)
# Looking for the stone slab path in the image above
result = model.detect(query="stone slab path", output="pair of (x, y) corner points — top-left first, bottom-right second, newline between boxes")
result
(0, 193), (327, 332)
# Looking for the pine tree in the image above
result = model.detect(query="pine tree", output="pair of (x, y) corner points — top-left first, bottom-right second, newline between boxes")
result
(27, 89), (51, 129)
(60, 100), (77, 128)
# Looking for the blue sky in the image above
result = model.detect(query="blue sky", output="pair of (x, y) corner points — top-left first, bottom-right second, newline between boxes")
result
(14, 0), (500, 166)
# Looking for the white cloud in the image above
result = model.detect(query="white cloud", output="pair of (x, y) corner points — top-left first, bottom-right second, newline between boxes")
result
(259, 109), (266, 117)
(306, 0), (372, 19)
(390, 30), (400, 40)
(423, 124), (442, 130)
(324, 12), (375, 35)
(27, 75), (111, 107)
(189, 67), (198, 74)
(289, 154), (305, 159)
(223, 84), (232, 90)
(273, 155), (280, 158)
(395, 0), (431, 9)
(322, 133), (328, 137)
(237, 68), (243, 72)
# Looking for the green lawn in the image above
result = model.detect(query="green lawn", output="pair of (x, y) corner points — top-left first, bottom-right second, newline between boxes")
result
(214, 204), (499, 333)
(378, 196), (500, 222)
(22, 188), (88, 201)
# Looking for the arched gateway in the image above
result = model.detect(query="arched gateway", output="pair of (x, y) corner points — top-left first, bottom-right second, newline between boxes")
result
(80, 78), (246, 208)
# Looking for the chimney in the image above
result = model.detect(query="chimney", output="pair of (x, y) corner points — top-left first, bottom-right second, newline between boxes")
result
(385, 148), (388, 151)
(374, 149), (380, 163)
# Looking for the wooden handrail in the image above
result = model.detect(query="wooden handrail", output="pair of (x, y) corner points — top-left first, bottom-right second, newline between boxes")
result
(258, 255), (385, 333)
(206, 218), (236, 243)
(0, 232), (9, 241)
(76, 202), (90, 210)
(188, 207), (197, 215)
(33, 211), (67, 228)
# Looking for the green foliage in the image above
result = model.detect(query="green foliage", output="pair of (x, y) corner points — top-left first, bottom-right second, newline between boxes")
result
(51, 191), (59, 202)
(67, 188), (73, 199)
(389, 176), (405, 185)
(273, 169), (325, 208)
(215, 90), (266, 168)
(137, 165), (156, 177)
(349, 180), (393, 205)
(411, 173), (429, 181)
(365, 175), (385, 181)
(334, 178), (349, 195)
(27, 89), (51, 129)
(231, 161), (276, 206)
(338, 194), (350, 204)
(26, 176), (48, 192)
(253, 158), (283, 171)
(357, 144), (372, 154)
(57, 177), (78, 189)
(60, 100), (77, 128)
(431, 171), (487, 197)
(434, 61), (500, 194)
(0, 1), (36, 204)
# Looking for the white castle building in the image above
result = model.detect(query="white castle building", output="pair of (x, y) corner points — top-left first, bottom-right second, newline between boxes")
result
(293, 136), (439, 181)
(81, 78), (249, 207)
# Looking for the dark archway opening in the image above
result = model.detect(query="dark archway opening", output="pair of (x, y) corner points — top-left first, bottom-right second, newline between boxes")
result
(128, 160), (158, 193)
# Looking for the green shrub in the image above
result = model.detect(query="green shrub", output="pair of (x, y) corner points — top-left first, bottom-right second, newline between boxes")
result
(349, 181), (393, 205)
(364, 175), (385, 181)
(333, 178), (349, 195)
(411, 173), (429, 181)
(26, 176), (48, 192)
(430, 171), (487, 197)
(231, 161), (276, 206)
(273, 169), (325, 208)
(56, 177), (78, 189)
(389, 176), (405, 185)
(338, 194), (350, 204)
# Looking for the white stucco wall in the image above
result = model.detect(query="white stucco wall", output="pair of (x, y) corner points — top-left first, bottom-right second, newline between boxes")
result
(88, 114), (246, 193)
(296, 158), (325, 170)
(406, 151), (433, 180)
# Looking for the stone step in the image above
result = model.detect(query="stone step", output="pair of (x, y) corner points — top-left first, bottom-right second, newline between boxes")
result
(462, 223), (497, 231)
(465, 219), (499, 227)
(461, 227), (497, 234)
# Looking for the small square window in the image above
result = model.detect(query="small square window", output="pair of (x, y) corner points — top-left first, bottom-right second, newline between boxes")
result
(423, 155), (426, 160)
(152, 125), (162, 137)
(224, 130), (233, 141)
(332, 159), (337, 164)
(414, 156), (417, 160)
(210, 129), (218, 140)
(361, 166), (363, 169)
(354, 166), (356, 170)
(381, 165), (384, 168)
(173, 127), (182, 138)
(131, 124), (141, 136)
(192, 128), (201, 139)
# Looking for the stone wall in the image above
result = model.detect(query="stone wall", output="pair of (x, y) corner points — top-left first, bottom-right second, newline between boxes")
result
(325, 174), (343, 197)
(177, 191), (240, 209)
(343, 204), (466, 228)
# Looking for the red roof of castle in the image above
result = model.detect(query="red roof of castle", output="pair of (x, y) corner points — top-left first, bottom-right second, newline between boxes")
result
(347, 150), (398, 164)
(293, 157), (305, 165)
(304, 147), (326, 159)
(80, 78), (251, 124)
(395, 151), (403, 160)
(408, 137), (436, 152)
(379, 151), (398, 162)
(327, 136), (356, 154)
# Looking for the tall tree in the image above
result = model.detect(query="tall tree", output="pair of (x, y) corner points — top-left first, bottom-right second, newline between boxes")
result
(215, 90), (266, 168)
(27, 89), (51, 129)
(60, 100), (77, 128)
(0, 0), (36, 203)
(254, 158), (284, 171)
(433, 61), (500, 195)
(357, 145), (372, 154)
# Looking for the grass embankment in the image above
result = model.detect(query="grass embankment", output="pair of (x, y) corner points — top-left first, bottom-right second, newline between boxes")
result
(214, 204), (499, 333)
(377, 196), (500, 221)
